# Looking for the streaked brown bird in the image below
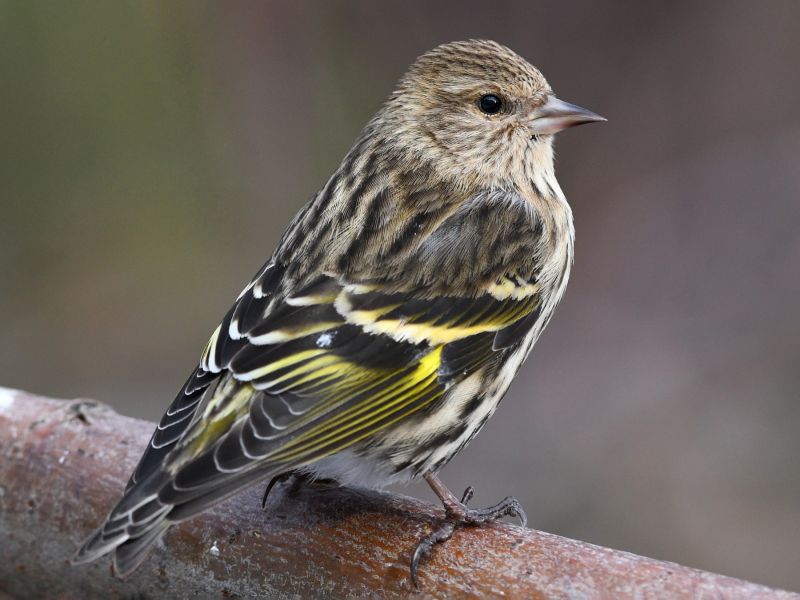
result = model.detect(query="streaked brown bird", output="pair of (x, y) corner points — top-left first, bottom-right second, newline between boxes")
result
(74, 39), (604, 583)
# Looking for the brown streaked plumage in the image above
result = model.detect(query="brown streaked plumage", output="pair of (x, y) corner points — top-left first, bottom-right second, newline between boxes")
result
(73, 39), (604, 584)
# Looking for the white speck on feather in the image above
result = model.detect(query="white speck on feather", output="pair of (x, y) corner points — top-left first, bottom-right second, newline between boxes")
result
(0, 388), (16, 413)
(209, 541), (220, 557)
(316, 333), (333, 348)
(58, 450), (70, 465)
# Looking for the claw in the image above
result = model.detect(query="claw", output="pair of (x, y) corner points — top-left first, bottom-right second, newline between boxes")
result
(262, 472), (341, 510)
(261, 472), (293, 509)
(410, 520), (457, 588)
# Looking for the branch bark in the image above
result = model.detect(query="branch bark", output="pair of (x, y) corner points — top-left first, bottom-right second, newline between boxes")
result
(0, 387), (796, 599)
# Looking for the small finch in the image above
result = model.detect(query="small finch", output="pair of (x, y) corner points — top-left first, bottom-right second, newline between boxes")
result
(74, 39), (604, 582)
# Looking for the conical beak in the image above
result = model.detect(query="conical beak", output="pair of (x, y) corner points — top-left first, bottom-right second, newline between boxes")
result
(528, 96), (606, 136)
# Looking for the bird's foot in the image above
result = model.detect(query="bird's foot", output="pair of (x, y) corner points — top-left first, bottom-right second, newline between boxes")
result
(261, 471), (340, 509)
(410, 475), (526, 587)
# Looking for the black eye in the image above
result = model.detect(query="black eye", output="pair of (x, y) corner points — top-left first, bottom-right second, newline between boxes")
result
(479, 94), (503, 114)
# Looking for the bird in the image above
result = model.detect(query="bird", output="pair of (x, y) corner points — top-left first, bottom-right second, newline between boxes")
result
(73, 39), (604, 583)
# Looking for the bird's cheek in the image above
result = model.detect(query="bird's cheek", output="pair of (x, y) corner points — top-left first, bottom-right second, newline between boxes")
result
(423, 109), (476, 148)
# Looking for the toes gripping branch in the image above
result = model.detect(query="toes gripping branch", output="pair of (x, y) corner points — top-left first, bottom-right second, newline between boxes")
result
(410, 473), (527, 587)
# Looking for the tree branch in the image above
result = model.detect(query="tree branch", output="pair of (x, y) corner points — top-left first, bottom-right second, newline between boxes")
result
(0, 387), (796, 599)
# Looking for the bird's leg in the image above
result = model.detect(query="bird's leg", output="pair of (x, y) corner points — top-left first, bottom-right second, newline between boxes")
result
(410, 473), (527, 587)
(261, 470), (340, 509)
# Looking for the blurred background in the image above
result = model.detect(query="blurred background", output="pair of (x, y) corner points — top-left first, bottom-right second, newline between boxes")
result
(2, 0), (799, 591)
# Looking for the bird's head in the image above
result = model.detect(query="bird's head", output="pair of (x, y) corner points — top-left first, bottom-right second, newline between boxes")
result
(381, 39), (604, 192)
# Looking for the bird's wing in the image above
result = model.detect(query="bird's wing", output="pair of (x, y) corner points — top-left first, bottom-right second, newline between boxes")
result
(158, 269), (541, 509)
(116, 263), (540, 504)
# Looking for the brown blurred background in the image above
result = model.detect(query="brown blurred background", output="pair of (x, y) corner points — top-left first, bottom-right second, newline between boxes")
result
(2, 0), (799, 592)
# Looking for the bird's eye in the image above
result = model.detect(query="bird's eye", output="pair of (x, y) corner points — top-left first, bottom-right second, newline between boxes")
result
(479, 94), (503, 115)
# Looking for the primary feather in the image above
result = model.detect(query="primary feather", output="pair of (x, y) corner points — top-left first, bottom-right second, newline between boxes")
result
(75, 39), (580, 576)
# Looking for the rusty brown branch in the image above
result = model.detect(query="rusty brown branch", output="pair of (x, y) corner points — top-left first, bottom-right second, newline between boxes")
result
(0, 387), (796, 599)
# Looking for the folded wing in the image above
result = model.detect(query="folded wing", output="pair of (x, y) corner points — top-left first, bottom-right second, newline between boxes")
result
(75, 262), (541, 575)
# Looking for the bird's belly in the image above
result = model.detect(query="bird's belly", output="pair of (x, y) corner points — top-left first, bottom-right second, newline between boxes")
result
(408, 339), (533, 475)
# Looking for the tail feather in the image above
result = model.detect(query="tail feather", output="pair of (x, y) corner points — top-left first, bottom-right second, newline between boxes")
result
(73, 462), (283, 575)
(112, 520), (171, 578)
(73, 494), (170, 567)
(73, 528), (122, 565)
(73, 468), (172, 568)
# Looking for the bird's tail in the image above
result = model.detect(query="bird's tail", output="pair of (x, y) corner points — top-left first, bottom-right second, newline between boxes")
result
(73, 459), (280, 577)
(72, 470), (173, 577)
